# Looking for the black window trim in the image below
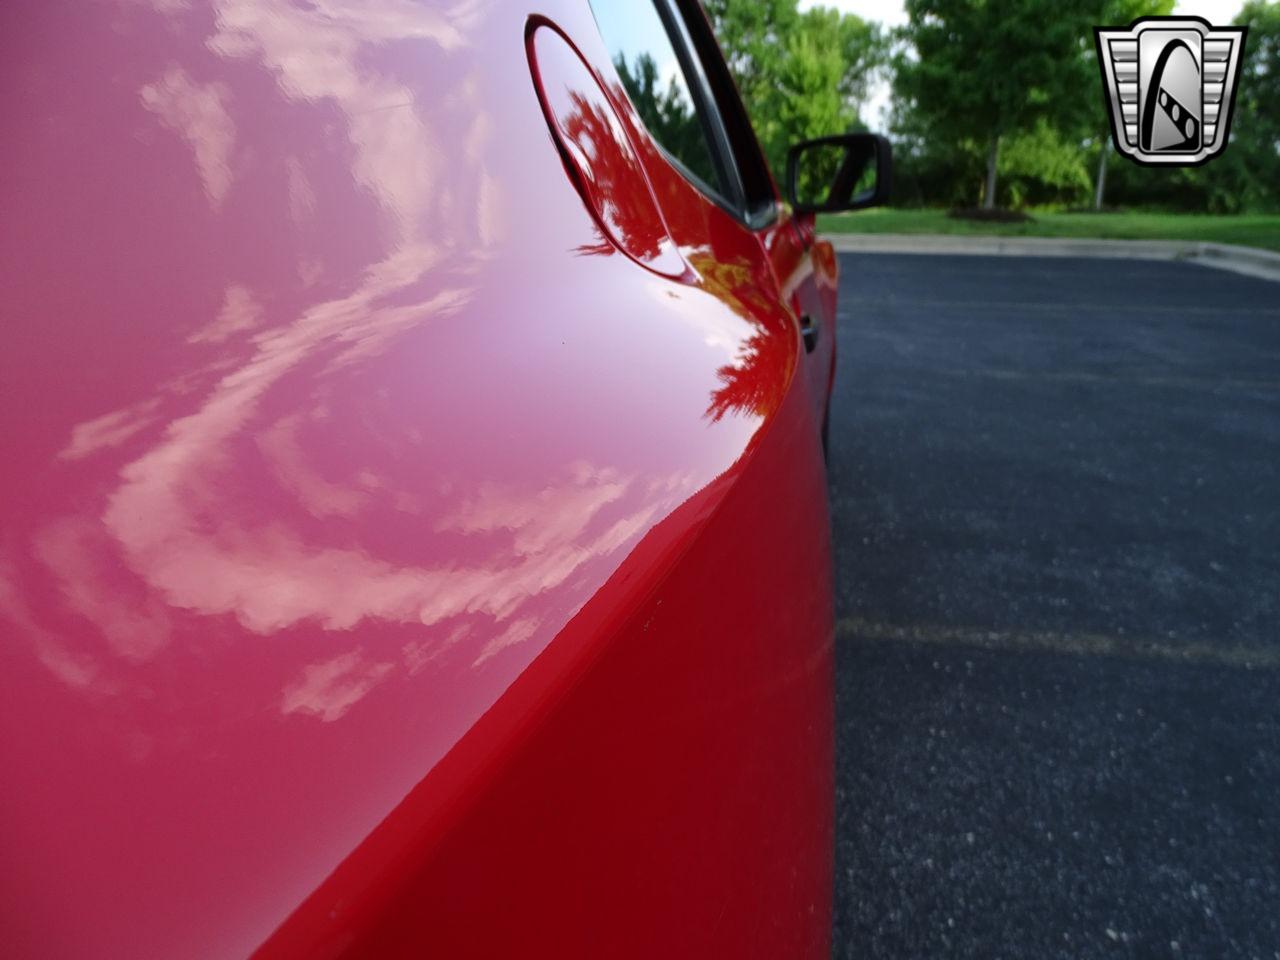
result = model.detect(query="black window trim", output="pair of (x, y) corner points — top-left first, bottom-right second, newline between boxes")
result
(666, 0), (781, 230)
(649, 0), (748, 215)
(591, 0), (775, 230)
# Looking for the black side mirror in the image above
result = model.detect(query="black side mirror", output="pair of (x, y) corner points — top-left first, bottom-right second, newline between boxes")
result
(785, 133), (892, 214)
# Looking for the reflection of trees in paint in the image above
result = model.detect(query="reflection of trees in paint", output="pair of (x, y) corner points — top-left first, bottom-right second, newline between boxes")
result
(705, 324), (790, 424)
(561, 72), (790, 427)
(694, 255), (791, 424)
(793, 142), (845, 207)
(559, 89), (668, 261)
(573, 232), (616, 259)
(613, 53), (720, 190)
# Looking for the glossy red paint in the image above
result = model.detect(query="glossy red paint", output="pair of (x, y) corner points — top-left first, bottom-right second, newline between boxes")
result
(1, 1), (838, 957)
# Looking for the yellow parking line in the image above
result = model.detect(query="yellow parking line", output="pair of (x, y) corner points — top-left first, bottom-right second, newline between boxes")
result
(932, 368), (1280, 390)
(865, 297), (1280, 316)
(836, 617), (1279, 670)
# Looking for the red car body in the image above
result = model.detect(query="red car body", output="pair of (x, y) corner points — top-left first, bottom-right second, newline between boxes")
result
(1, 1), (840, 956)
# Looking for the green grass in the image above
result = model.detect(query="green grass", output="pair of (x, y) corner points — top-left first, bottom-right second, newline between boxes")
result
(817, 208), (1280, 253)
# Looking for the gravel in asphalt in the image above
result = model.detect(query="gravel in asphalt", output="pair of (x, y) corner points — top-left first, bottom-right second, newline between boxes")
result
(828, 254), (1280, 960)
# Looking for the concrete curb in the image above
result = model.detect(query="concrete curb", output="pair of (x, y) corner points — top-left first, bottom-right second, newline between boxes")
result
(825, 232), (1280, 283)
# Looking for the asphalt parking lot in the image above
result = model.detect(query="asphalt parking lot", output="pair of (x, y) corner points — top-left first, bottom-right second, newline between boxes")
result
(827, 254), (1280, 959)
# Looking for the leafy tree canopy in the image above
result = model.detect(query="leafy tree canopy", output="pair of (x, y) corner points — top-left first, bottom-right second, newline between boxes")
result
(1210, 0), (1280, 211)
(704, 0), (1278, 212)
(703, 0), (886, 177)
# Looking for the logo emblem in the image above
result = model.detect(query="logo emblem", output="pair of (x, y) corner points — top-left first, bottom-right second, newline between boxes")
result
(1095, 16), (1246, 166)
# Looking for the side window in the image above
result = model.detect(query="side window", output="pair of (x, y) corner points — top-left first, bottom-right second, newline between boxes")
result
(589, 0), (731, 203)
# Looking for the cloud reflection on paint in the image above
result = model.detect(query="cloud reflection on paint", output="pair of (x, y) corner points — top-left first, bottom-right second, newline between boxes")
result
(34, 518), (172, 663)
(11, 0), (767, 736)
(90, 0), (503, 674)
(11, 0), (722, 729)
(282, 650), (394, 722)
(141, 65), (236, 209)
(58, 400), (162, 462)
(0, 561), (106, 692)
(188, 284), (264, 345)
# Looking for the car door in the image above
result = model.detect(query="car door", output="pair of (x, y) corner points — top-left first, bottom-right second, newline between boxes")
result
(664, 0), (842, 439)
(295, 5), (841, 955)
(0, 0), (837, 956)
(584, 0), (838, 444)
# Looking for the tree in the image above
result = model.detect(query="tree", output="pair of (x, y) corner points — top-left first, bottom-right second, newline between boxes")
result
(998, 121), (1093, 206)
(614, 53), (721, 188)
(1091, 0), (1277, 213)
(1082, 0), (1175, 209)
(893, 0), (1097, 209)
(703, 1), (885, 178)
(1210, 0), (1280, 212)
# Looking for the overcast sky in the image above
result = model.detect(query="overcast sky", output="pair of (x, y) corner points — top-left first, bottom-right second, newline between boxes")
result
(797, 0), (1247, 126)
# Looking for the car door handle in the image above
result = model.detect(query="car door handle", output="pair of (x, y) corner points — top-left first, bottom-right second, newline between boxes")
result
(799, 314), (818, 353)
